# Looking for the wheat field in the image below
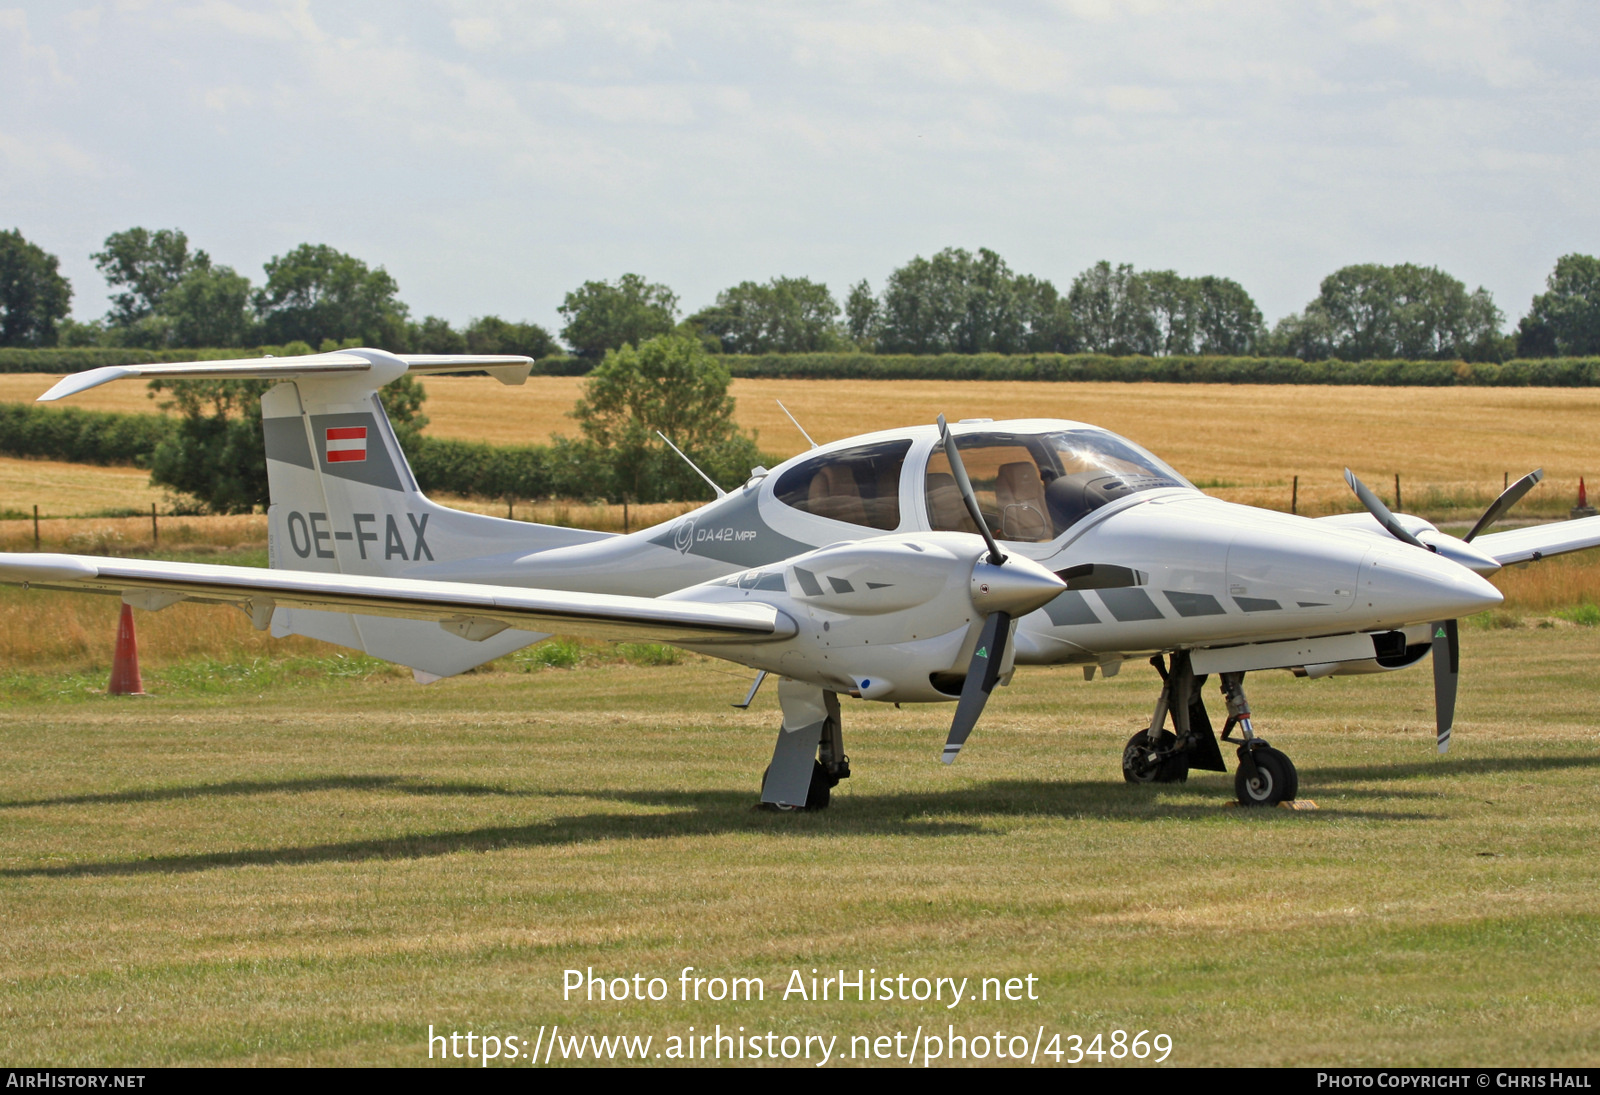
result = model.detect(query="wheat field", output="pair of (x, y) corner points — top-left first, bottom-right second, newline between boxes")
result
(3, 373), (1597, 518)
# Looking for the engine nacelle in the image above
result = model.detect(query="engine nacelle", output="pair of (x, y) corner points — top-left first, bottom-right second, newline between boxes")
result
(1295, 629), (1431, 678)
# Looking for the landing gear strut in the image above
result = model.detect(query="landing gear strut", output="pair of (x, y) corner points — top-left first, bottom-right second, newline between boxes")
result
(761, 680), (850, 810)
(1122, 651), (1227, 784)
(1219, 672), (1298, 806)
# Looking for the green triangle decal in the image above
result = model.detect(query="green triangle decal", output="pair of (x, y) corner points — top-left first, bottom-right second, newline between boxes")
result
(976, 646), (988, 659)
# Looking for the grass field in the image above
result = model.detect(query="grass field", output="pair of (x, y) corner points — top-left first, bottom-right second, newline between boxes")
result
(3, 373), (1598, 520)
(0, 624), (1596, 1066)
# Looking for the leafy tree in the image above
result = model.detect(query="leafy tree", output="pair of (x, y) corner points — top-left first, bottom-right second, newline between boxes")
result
(1010, 274), (1079, 353)
(1191, 275), (1265, 355)
(1517, 254), (1600, 356)
(149, 374), (428, 514)
(1272, 263), (1502, 361)
(558, 273), (678, 359)
(874, 247), (1074, 354)
(570, 332), (764, 503)
(162, 263), (254, 348)
(1065, 264), (1264, 356)
(1141, 270), (1196, 356)
(688, 277), (845, 354)
(254, 243), (409, 348)
(845, 279), (880, 347)
(463, 315), (558, 359)
(0, 229), (72, 347)
(55, 318), (105, 347)
(1068, 261), (1158, 355)
(92, 227), (201, 328)
(408, 315), (466, 354)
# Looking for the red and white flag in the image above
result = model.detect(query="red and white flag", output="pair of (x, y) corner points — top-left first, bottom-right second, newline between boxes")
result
(325, 426), (368, 463)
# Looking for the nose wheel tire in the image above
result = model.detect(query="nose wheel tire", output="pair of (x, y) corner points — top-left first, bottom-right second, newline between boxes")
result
(1234, 746), (1298, 806)
(1122, 730), (1190, 784)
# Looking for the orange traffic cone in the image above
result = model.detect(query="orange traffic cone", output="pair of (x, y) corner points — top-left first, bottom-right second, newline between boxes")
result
(107, 602), (145, 696)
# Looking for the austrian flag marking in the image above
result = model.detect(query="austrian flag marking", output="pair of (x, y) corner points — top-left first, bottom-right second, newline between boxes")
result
(325, 426), (368, 463)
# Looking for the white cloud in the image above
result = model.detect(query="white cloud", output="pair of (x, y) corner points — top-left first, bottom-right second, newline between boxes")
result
(450, 16), (499, 51)
(4, 1), (1599, 328)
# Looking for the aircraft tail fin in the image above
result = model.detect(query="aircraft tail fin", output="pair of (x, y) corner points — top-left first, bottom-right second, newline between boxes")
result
(42, 348), (612, 676)
(254, 351), (610, 674)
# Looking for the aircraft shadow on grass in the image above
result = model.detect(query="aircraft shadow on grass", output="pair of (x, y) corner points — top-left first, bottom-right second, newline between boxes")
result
(0, 773), (1445, 880)
(1310, 753), (1600, 784)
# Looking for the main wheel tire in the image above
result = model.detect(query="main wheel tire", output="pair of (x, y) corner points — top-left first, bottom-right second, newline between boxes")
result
(760, 761), (832, 810)
(1122, 730), (1190, 784)
(1235, 746), (1297, 806)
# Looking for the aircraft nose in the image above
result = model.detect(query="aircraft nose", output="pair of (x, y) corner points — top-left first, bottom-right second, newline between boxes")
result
(1360, 545), (1503, 623)
(970, 555), (1067, 616)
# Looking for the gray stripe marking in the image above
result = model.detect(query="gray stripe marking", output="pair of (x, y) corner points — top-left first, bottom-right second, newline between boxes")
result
(647, 487), (816, 567)
(1043, 590), (1100, 627)
(1165, 590), (1226, 617)
(310, 412), (404, 492)
(1234, 596), (1282, 612)
(263, 416), (313, 469)
(1099, 587), (1165, 622)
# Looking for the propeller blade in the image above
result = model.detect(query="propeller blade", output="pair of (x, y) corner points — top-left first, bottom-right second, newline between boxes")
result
(1343, 468), (1427, 550)
(938, 414), (1005, 565)
(1431, 619), (1459, 753)
(941, 610), (1011, 764)
(1463, 469), (1544, 543)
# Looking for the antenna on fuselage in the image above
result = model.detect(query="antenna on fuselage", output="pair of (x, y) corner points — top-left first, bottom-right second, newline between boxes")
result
(776, 400), (818, 449)
(655, 431), (728, 499)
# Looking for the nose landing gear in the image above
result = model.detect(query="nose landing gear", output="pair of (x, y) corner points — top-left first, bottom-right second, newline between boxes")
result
(1219, 672), (1299, 807)
(1123, 663), (1300, 806)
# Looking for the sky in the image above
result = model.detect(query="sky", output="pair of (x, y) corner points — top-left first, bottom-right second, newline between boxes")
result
(4, 1), (1598, 337)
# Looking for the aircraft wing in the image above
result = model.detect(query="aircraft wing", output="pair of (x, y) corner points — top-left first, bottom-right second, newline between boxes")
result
(36, 350), (534, 401)
(0, 553), (794, 646)
(1470, 515), (1600, 565)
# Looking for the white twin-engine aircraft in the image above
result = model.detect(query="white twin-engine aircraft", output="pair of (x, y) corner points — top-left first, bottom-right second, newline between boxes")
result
(5, 348), (1599, 810)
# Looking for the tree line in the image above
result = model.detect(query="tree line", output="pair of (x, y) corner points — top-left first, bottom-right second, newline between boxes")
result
(0, 332), (765, 513)
(5, 226), (1600, 362)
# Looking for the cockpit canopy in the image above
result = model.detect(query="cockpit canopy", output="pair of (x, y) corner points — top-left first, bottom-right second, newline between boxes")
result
(773, 439), (911, 531)
(771, 425), (1192, 542)
(928, 428), (1192, 541)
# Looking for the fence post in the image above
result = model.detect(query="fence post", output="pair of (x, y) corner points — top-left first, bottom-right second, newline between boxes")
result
(623, 498), (630, 535)
(33, 504), (39, 548)
(151, 502), (158, 544)
(1291, 476), (1298, 515)
(1395, 473), (1403, 511)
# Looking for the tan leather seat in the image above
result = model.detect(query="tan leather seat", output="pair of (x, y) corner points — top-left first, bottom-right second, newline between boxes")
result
(996, 461), (1049, 541)
(807, 462), (869, 526)
(925, 471), (978, 534)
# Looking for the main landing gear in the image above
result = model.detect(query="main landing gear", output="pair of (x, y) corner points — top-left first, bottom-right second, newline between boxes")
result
(760, 680), (850, 810)
(1123, 658), (1298, 807)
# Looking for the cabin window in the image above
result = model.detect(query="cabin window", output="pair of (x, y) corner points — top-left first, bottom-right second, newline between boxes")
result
(926, 429), (1191, 541)
(773, 439), (912, 531)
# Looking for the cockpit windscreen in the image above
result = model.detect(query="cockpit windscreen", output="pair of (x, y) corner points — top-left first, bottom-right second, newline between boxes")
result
(925, 428), (1192, 541)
